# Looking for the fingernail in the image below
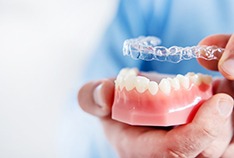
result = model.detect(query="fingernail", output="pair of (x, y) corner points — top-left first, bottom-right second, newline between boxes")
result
(93, 83), (106, 108)
(218, 99), (233, 117)
(221, 57), (234, 76)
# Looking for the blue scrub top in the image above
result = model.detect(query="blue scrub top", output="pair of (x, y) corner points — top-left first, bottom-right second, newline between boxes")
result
(82, 0), (234, 157)
(85, 0), (234, 81)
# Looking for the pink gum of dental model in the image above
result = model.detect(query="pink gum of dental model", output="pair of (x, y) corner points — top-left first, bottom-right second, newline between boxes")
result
(112, 68), (213, 126)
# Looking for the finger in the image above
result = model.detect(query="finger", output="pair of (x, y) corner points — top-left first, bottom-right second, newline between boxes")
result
(219, 34), (234, 80)
(164, 93), (234, 158)
(78, 79), (115, 117)
(197, 113), (233, 157)
(213, 78), (234, 98)
(222, 138), (234, 158)
(103, 93), (233, 157)
(222, 113), (234, 158)
(197, 34), (231, 71)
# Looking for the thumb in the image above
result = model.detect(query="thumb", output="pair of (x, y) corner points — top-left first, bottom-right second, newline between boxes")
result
(165, 93), (233, 158)
(219, 34), (234, 80)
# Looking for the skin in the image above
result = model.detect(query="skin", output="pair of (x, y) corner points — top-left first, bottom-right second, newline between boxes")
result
(78, 34), (234, 158)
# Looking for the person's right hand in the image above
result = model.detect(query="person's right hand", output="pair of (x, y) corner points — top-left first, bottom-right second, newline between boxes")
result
(78, 73), (233, 157)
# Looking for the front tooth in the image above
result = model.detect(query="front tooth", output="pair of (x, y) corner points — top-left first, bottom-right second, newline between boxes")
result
(135, 76), (150, 93)
(148, 81), (159, 95)
(159, 78), (171, 95)
(168, 77), (180, 90)
(176, 74), (190, 89)
(124, 75), (136, 91)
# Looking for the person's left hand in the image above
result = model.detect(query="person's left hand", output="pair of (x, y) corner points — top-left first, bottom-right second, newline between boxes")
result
(77, 34), (234, 158)
(78, 76), (233, 157)
(198, 34), (234, 157)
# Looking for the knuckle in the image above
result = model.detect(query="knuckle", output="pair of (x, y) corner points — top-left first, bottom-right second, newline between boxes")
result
(165, 134), (202, 158)
(199, 145), (222, 158)
(199, 150), (217, 158)
(165, 137), (203, 158)
(167, 148), (187, 158)
(200, 126), (218, 139)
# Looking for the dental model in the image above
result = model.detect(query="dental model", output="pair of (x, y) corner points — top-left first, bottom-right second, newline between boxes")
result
(123, 36), (224, 63)
(112, 68), (213, 126)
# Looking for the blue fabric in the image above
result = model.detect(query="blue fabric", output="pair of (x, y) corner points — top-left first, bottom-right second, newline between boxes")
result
(85, 0), (234, 81)
(82, 0), (234, 157)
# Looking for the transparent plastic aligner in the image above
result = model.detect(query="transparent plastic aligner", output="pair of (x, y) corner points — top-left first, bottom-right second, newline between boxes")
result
(123, 36), (225, 63)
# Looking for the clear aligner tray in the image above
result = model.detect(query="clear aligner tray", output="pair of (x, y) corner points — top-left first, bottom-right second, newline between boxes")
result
(123, 36), (224, 63)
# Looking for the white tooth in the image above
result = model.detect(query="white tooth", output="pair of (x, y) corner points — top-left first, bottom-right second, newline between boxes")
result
(114, 80), (119, 88)
(119, 83), (124, 90)
(135, 76), (150, 93)
(119, 68), (130, 76)
(124, 75), (136, 91)
(190, 74), (202, 85)
(115, 74), (123, 89)
(186, 72), (201, 85)
(201, 75), (212, 84)
(185, 72), (195, 77)
(119, 68), (138, 78)
(116, 74), (123, 82)
(168, 77), (180, 90)
(176, 74), (190, 89)
(148, 81), (159, 95)
(159, 78), (171, 95)
(127, 68), (138, 76)
(116, 75), (124, 90)
(115, 77), (121, 88)
(116, 68), (138, 90)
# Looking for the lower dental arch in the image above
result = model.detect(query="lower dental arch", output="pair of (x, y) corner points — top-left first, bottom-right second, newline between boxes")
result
(115, 68), (212, 96)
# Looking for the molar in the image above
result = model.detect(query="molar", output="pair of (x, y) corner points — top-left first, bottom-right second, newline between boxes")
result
(159, 78), (171, 95)
(135, 76), (150, 93)
(201, 74), (212, 84)
(186, 72), (203, 85)
(148, 81), (159, 95)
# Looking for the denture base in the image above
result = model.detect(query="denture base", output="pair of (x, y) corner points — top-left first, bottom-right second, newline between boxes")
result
(112, 83), (212, 126)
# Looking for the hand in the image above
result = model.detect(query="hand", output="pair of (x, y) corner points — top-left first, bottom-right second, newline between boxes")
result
(198, 34), (234, 157)
(198, 34), (234, 79)
(78, 74), (233, 157)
